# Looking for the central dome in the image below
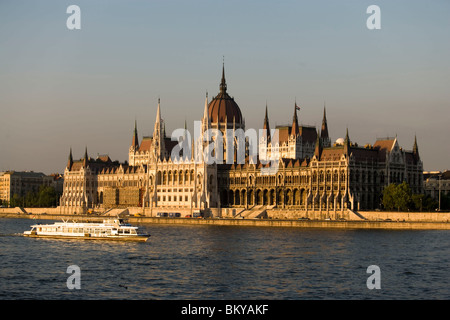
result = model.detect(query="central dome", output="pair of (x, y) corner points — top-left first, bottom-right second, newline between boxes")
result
(208, 65), (243, 125)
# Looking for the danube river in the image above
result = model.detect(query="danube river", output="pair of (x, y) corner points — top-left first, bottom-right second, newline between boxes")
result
(1, 218), (449, 300)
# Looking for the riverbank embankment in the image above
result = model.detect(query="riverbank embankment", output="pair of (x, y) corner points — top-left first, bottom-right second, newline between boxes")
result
(2, 210), (450, 230)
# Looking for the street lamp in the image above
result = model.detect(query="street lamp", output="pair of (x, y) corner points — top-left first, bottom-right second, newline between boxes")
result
(438, 173), (442, 212)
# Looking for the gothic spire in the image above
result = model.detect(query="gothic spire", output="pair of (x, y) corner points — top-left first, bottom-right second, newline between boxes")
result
(203, 92), (210, 121)
(83, 146), (88, 167)
(413, 134), (419, 158)
(131, 120), (139, 149)
(152, 97), (165, 160)
(263, 102), (271, 142)
(202, 91), (211, 135)
(156, 97), (161, 123)
(67, 147), (73, 170)
(314, 133), (322, 159)
(292, 100), (300, 136)
(220, 59), (227, 93)
(321, 104), (329, 139)
(344, 128), (351, 155)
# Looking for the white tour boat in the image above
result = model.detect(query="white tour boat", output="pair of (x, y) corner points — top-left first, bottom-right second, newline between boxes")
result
(23, 218), (150, 242)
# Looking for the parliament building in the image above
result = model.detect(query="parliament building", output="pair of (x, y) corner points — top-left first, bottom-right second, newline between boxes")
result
(60, 65), (424, 218)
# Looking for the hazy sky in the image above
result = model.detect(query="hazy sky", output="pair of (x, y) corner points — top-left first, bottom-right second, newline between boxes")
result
(1, 0), (449, 174)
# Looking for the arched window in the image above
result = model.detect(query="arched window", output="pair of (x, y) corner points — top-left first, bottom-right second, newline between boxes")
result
(157, 171), (162, 184)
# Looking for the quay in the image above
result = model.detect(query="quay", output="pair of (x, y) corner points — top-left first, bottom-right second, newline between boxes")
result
(1, 209), (450, 230)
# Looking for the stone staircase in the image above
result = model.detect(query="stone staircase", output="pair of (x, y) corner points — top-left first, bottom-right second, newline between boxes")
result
(237, 205), (274, 219)
(101, 208), (129, 217)
(347, 209), (367, 220)
(15, 207), (28, 214)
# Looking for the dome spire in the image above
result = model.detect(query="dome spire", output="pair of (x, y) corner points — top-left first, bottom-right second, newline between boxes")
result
(220, 57), (227, 93)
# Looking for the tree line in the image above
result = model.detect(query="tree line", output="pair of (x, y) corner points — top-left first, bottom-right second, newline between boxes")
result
(0, 185), (60, 208)
(382, 181), (449, 212)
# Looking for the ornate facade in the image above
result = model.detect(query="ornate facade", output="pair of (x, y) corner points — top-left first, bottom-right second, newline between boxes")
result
(60, 66), (423, 216)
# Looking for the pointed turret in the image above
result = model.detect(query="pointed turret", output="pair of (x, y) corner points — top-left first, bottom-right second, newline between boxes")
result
(156, 98), (161, 123)
(321, 105), (329, 139)
(413, 134), (420, 160)
(263, 102), (271, 142)
(83, 146), (89, 167)
(291, 101), (300, 136)
(67, 147), (73, 170)
(320, 104), (331, 147)
(152, 98), (165, 160)
(202, 92), (211, 141)
(314, 133), (323, 159)
(203, 92), (210, 125)
(131, 120), (139, 149)
(344, 128), (351, 155)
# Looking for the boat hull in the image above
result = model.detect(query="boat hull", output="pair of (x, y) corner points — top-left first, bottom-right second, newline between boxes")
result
(23, 233), (150, 242)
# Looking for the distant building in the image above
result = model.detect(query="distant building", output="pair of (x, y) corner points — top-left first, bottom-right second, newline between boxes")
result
(59, 65), (423, 216)
(0, 171), (54, 205)
(49, 173), (65, 195)
(424, 171), (450, 199)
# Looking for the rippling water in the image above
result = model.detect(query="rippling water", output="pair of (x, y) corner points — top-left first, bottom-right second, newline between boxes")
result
(1, 218), (449, 300)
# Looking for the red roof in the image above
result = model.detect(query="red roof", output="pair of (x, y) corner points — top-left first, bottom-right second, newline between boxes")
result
(139, 137), (153, 152)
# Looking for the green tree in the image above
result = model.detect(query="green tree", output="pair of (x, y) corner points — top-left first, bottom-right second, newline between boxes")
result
(439, 192), (450, 211)
(382, 183), (397, 211)
(382, 182), (412, 211)
(396, 181), (412, 211)
(37, 185), (57, 207)
(411, 193), (424, 211)
(423, 194), (438, 211)
(411, 193), (439, 212)
(25, 190), (38, 207)
(10, 193), (23, 207)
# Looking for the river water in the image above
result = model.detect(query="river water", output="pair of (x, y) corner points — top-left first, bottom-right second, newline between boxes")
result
(0, 218), (449, 300)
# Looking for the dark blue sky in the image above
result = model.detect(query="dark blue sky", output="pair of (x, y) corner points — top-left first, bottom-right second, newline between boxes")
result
(1, 0), (449, 173)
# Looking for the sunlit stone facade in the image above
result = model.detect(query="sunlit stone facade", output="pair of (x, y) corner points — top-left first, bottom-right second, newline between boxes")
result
(60, 67), (423, 216)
